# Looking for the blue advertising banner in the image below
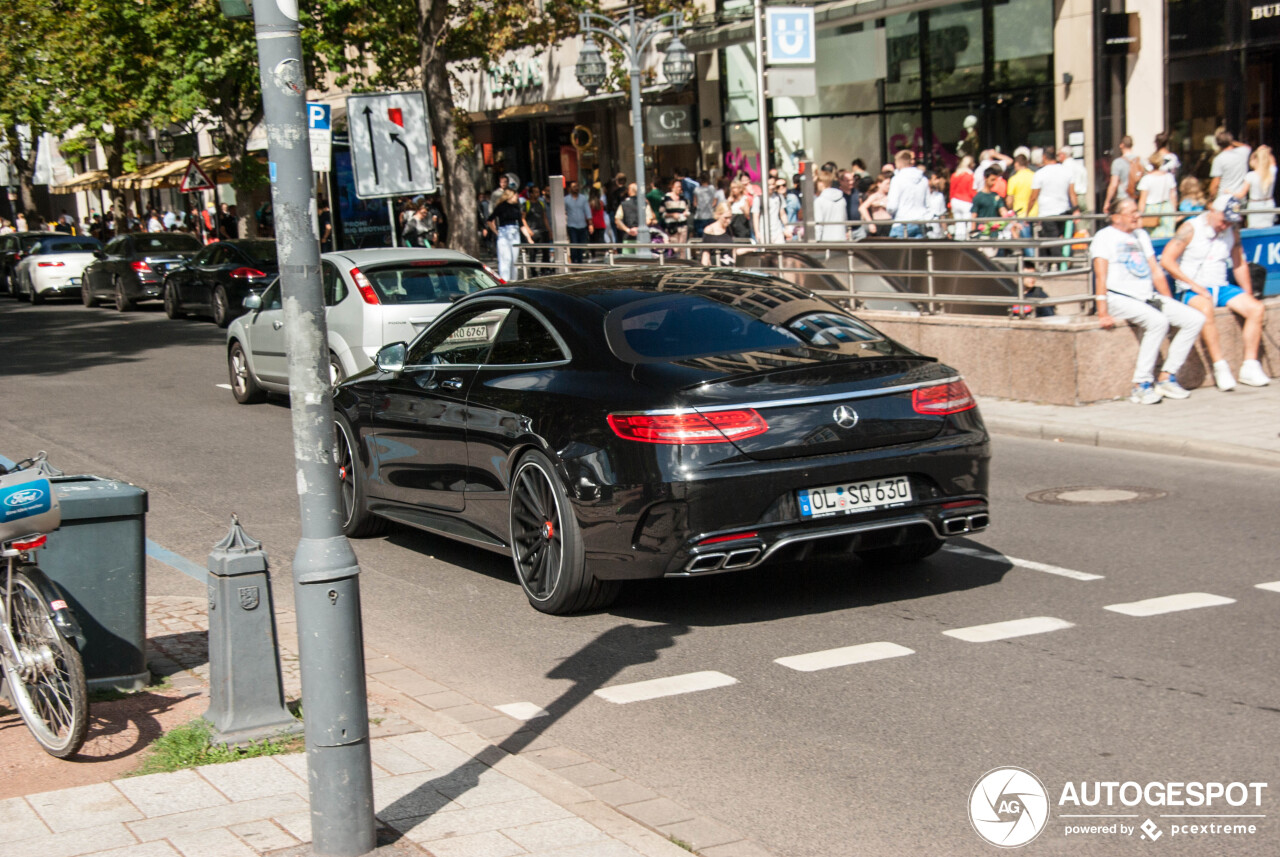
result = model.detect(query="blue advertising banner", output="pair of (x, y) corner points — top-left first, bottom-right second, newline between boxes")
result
(333, 150), (392, 249)
(1151, 226), (1280, 296)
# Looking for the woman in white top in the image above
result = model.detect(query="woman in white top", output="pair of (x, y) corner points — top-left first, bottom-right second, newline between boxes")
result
(1136, 155), (1178, 239)
(1242, 145), (1276, 229)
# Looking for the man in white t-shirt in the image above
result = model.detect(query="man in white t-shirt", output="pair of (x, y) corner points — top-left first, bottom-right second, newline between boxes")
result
(1208, 130), (1251, 205)
(1027, 147), (1078, 238)
(1159, 197), (1270, 390)
(1090, 199), (1205, 404)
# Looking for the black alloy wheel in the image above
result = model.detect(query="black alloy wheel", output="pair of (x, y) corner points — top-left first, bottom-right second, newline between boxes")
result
(114, 277), (135, 312)
(333, 416), (386, 538)
(509, 450), (620, 614)
(81, 280), (96, 307)
(29, 281), (44, 305)
(211, 286), (232, 327)
(163, 283), (182, 319)
(227, 341), (267, 404)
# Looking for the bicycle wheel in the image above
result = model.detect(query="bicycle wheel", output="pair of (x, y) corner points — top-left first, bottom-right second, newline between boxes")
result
(2, 568), (88, 757)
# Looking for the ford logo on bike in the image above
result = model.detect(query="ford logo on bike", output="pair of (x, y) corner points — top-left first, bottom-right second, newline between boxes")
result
(5, 488), (44, 507)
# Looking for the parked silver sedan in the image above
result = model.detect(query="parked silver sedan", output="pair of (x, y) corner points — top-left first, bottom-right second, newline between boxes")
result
(225, 248), (500, 402)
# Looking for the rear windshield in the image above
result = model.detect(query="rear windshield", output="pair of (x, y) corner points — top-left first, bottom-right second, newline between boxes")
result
(134, 234), (201, 253)
(35, 238), (102, 253)
(236, 241), (277, 266)
(363, 264), (498, 305)
(605, 294), (897, 364)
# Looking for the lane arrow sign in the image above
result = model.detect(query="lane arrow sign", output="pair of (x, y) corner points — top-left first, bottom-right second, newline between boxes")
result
(389, 133), (413, 182)
(363, 105), (380, 185)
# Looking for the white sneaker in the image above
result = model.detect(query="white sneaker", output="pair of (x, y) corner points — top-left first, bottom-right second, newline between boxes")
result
(1212, 360), (1237, 391)
(1157, 376), (1191, 399)
(1130, 382), (1163, 405)
(1238, 360), (1271, 387)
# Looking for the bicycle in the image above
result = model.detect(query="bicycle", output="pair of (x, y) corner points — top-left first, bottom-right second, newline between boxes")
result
(0, 452), (88, 758)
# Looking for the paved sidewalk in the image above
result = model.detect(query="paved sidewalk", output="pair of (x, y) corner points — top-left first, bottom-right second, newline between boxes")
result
(0, 597), (772, 857)
(978, 380), (1280, 467)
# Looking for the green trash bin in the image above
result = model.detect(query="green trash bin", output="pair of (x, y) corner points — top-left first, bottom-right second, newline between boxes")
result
(38, 475), (150, 692)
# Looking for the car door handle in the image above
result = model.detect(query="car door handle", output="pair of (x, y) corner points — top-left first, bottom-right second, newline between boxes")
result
(441, 377), (464, 390)
(272, 321), (284, 330)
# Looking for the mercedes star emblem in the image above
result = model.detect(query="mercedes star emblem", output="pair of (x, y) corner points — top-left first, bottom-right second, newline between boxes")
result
(833, 405), (859, 429)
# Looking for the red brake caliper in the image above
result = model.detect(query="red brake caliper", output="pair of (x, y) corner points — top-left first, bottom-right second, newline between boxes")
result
(543, 521), (554, 540)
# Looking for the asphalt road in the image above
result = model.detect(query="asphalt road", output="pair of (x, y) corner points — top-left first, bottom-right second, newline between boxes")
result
(2, 299), (1277, 856)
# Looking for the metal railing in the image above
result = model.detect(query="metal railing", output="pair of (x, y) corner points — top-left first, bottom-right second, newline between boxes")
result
(514, 234), (1093, 316)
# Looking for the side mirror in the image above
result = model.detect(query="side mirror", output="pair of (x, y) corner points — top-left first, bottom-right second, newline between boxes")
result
(242, 294), (262, 311)
(93, 250), (106, 259)
(374, 342), (407, 374)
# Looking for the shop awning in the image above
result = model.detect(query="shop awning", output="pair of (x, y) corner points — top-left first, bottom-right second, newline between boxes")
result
(50, 169), (111, 194)
(110, 155), (235, 190)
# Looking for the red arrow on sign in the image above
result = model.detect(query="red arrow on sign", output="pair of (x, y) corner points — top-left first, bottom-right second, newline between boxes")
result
(387, 108), (404, 128)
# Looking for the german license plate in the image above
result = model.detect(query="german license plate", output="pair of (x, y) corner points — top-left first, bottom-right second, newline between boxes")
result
(445, 324), (489, 343)
(798, 476), (912, 518)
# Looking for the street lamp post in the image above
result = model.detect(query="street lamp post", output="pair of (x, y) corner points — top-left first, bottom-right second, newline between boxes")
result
(575, 9), (694, 253)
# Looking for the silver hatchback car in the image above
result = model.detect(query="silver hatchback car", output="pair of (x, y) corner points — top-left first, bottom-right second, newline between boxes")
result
(226, 248), (500, 402)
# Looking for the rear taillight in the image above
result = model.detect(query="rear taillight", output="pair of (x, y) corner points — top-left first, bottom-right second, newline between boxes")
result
(912, 380), (975, 415)
(12, 534), (47, 551)
(131, 260), (152, 273)
(350, 267), (380, 304)
(607, 409), (768, 444)
(37, 261), (65, 267)
(231, 267), (267, 279)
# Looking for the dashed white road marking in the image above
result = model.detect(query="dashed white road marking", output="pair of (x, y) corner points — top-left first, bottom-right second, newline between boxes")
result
(942, 545), (1103, 581)
(1256, 582), (1280, 594)
(775, 642), (915, 672)
(495, 702), (548, 721)
(215, 383), (232, 390)
(1104, 592), (1235, 617)
(944, 616), (1075, 643)
(594, 671), (738, 704)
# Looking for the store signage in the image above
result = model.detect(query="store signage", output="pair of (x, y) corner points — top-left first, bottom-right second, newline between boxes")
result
(1103, 13), (1140, 55)
(1250, 2), (1280, 40)
(487, 59), (544, 96)
(644, 105), (696, 146)
(766, 7), (816, 65)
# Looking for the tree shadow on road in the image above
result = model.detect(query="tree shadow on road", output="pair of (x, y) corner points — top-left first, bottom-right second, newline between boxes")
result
(377, 622), (688, 838)
(0, 303), (223, 378)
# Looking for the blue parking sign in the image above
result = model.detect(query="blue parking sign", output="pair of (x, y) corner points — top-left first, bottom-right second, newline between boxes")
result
(307, 102), (331, 131)
(766, 7), (816, 65)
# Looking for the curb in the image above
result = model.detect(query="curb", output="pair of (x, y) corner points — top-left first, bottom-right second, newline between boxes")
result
(985, 415), (1280, 469)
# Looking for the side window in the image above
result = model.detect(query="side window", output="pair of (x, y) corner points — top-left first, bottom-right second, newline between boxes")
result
(322, 263), (347, 306)
(487, 308), (566, 365)
(260, 282), (283, 311)
(105, 237), (127, 255)
(406, 305), (511, 367)
(0, 236), (12, 252)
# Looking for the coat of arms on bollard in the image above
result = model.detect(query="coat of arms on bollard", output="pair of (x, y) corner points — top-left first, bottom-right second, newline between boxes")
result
(204, 515), (301, 746)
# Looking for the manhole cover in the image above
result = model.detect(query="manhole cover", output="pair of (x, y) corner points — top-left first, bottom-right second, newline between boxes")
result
(1026, 486), (1167, 505)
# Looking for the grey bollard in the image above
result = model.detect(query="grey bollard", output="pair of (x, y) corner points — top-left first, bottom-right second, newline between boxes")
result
(205, 516), (302, 746)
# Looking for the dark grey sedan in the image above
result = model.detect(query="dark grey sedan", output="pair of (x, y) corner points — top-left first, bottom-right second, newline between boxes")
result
(81, 232), (203, 311)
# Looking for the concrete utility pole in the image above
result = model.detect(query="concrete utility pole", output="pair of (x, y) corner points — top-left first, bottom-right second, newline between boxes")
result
(247, 0), (376, 854)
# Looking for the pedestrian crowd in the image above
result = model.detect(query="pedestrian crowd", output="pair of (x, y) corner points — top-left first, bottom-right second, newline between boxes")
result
(0, 202), (248, 245)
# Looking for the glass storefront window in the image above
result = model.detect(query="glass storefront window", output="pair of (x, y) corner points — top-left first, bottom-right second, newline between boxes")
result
(929, 1), (984, 98)
(884, 13), (922, 104)
(771, 25), (886, 118)
(1168, 0), (1230, 56)
(993, 0), (1054, 88)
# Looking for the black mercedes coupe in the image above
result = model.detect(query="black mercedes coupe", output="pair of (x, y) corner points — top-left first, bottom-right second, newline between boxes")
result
(333, 268), (990, 614)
